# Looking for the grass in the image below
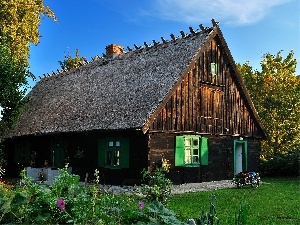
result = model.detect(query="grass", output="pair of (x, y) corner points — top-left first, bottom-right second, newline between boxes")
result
(167, 177), (300, 224)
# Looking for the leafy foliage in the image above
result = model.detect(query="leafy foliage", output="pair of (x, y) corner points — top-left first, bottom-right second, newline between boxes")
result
(58, 49), (87, 71)
(0, 39), (32, 129)
(238, 50), (300, 159)
(140, 168), (173, 204)
(0, 0), (56, 131)
(0, 166), (187, 224)
(0, 138), (6, 167)
(2, 167), (298, 224)
(130, 200), (186, 225)
(260, 146), (300, 176)
(0, 0), (56, 65)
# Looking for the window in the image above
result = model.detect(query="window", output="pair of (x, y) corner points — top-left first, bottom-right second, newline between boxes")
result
(175, 135), (208, 167)
(106, 140), (120, 166)
(210, 63), (218, 76)
(98, 138), (129, 168)
(184, 136), (199, 164)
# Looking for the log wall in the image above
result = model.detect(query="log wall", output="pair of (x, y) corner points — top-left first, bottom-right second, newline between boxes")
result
(148, 133), (261, 184)
(149, 37), (258, 137)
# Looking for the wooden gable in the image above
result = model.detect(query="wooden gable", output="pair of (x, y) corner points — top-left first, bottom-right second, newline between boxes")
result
(143, 27), (267, 139)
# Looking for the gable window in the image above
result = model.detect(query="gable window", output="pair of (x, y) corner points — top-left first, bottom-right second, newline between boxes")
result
(98, 138), (129, 168)
(175, 135), (208, 167)
(210, 63), (218, 76)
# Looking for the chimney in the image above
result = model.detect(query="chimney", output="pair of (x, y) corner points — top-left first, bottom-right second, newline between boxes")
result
(105, 44), (124, 59)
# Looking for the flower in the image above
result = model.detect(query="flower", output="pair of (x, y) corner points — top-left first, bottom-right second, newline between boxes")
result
(57, 197), (66, 210)
(138, 200), (144, 210)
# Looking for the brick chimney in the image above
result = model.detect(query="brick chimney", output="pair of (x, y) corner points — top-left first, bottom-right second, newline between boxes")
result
(105, 44), (124, 59)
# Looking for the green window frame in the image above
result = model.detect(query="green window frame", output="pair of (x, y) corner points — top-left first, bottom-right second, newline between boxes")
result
(175, 135), (208, 167)
(98, 138), (129, 169)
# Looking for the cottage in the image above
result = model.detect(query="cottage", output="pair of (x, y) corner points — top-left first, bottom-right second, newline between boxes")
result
(3, 20), (267, 185)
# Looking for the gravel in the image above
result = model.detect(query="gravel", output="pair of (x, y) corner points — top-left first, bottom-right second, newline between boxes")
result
(91, 180), (236, 195)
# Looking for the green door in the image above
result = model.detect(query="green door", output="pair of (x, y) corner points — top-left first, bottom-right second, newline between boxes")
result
(51, 140), (65, 168)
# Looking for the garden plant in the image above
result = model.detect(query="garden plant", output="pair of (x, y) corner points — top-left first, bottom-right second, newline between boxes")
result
(0, 164), (299, 224)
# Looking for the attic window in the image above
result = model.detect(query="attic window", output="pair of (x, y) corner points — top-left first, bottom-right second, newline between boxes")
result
(210, 63), (218, 76)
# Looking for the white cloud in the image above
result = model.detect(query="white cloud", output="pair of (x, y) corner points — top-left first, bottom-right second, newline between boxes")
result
(152, 0), (291, 26)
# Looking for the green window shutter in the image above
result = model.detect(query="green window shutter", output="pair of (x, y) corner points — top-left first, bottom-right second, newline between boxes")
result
(242, 141), (248, 171)
(120, 138), (129, 168)
(201, 137), (209, 165)
(175, 136), (185, 166)
(98, 139), (106, 167)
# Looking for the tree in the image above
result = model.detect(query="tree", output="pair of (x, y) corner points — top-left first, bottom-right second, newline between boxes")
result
(58, 49), (87, 71)
(0, 0), (57, 65)
(238, 50), (300, 159)
(0, 1), (56, 129)
(0, 39), (32, 129)
(0, 1), (56, 167)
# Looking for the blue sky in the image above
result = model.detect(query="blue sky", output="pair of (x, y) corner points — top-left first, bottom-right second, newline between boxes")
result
(28, 0), (300, 88)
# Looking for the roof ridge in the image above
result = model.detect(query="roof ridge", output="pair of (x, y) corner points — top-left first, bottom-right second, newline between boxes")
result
(37, 20), (219, 82)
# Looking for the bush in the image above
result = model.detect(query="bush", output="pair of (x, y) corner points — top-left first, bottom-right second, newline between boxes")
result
(0, 165), (252, 224)
(124, 200), (186, 225)
(139, 167), (173, 205)
(0, 165), (138, 224)
(260, 148), (300, 176)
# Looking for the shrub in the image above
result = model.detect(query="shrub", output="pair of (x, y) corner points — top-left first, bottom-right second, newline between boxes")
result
(128, 200), (186, 225)
(139, 167), (173, 205)
(0, 165), (137, 224)
(260, 148), (300, 176)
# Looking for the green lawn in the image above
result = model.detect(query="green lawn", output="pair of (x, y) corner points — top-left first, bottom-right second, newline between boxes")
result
(168, 177), (300, 224)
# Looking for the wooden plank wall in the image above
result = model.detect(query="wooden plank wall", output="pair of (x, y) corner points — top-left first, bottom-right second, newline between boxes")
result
(150, 37), (257, 136)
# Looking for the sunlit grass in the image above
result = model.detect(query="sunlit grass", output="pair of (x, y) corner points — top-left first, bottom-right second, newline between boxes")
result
(168, 177), (300, 224)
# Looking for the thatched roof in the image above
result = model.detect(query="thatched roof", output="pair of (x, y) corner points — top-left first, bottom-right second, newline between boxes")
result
(6, 24), (216, 137)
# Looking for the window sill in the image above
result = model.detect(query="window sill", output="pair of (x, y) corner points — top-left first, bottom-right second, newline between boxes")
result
(183, 164), (201, 167)
(105, 166), (121, 169)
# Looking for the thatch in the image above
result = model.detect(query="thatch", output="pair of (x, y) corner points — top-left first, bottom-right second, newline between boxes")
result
(5, 26), (214, 137)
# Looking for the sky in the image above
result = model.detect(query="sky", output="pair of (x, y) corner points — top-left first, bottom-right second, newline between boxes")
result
(28, 0), (300, 88)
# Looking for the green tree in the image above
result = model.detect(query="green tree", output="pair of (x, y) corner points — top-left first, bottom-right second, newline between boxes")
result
(0, 0), (57, 65)
(238, 50), (300, 159)
(0, 0), (56, 129)
(0, 38), (33, 129)
(58, 49), (87, 71)
(0, 1), (56, 166)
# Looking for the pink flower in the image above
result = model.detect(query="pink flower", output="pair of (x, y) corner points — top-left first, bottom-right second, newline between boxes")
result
(57, 197), (65, 210)
(138, 200), (144, 210)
